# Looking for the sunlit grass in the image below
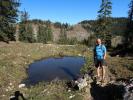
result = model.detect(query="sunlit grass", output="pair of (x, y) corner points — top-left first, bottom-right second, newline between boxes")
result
(0, 42), (132, 100)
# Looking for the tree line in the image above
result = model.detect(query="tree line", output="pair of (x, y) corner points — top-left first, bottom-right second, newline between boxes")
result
(0, 0), (133, 48)
(81, 0), (133, 49)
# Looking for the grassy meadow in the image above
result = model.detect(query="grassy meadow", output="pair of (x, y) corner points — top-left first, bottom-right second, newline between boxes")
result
(0, 42), (133, 100)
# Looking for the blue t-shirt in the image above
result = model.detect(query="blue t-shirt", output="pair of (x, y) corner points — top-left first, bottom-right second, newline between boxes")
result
(94, 44), (106, 60)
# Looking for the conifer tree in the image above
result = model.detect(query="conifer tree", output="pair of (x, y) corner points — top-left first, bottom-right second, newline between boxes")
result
(95, 0), (112, 48)
(58, 27), (67, 44)
(20, 10), (29, 22)
(19, 24), (35, 43)
(126, 0), (133, 45)
(37, 25), (53, 43)
(0, 0), (20, 42)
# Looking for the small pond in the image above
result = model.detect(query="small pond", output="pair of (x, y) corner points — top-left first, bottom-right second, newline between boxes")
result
(26, 56), (85, 85)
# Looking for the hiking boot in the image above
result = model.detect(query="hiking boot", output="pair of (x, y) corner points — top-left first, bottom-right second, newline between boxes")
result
(101, 83), (107, 87)
(96, 76), (102, 85)
(103, 76), (110, 84)
(96, 81), (102, 85)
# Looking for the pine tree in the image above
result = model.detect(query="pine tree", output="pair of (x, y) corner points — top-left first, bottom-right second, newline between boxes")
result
(37, 25), (53, 43)
(58, 27), (68, 44)
(128, 0), (133, 22)
(20, 10), (29, 22)
(95, 0), (112, 48)
(0, 0), (20, 42)
(98, 0), (112, 18)
(126, 0), (133, 45)
(19, 23), (35, 43)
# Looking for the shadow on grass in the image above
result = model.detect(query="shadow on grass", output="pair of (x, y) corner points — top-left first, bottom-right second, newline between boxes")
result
(10, 91), (26, 100)
(90, 82), (125, 100)
(109, 45), (133, 57)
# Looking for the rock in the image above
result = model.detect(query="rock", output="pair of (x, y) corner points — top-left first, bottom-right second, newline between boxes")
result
(69, 95), (75, 99)
(75, 77), (87, 90)
(84, 74), (89, 79)
(116, 55), (119, 57)
(7, 86), (12, 91)
(27, 54), (30, 57)
(5, 88), (9, 92)
(47, 91), (50, 94)
(78, 54), (82, 56)
(67, 74), (93, 90)
(2, 95), (5, 97)
(114, 78), (133, 100)
(9, 83), (13, 86)
(6, 86), (12, 92)
(19, 84), (25, 88)
(68, 89), (71, 92)
(84, 74), (93, 83)
(109, 80), (115, 84)
(124, 80), (133, 100)
(10, 96), (15, 99)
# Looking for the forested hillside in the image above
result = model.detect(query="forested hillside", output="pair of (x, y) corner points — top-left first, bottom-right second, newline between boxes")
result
(16, 20), (90, 44)
(14, 17), (129, 47)
(80, 17), (128, 36)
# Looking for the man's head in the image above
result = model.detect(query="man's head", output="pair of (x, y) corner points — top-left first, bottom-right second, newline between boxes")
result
(96, 38), (102, 45)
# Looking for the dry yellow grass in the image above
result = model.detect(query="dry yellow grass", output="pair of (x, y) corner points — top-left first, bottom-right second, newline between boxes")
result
(0, 42), (132, 100)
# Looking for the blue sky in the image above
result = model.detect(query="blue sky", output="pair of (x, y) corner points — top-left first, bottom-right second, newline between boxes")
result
(20, 0), (131, 24)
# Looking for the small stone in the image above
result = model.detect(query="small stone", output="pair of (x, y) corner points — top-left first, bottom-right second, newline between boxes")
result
(7, 86), (12, 91)
(9, 83), (13, 86)
(10, 96), (15, 99)
(75, 78), (88, 90)
(84, 74), (89, 79)
(116, 55), (119, 57)
(2, 95), (5, 97)
(47, 91), (50, 94)
(19, 84), (25, 88)
(43, 89), (47, 93)
(68, 89), (71, 92)
(28, 55), (30, 57)
(109, 80), (115, 84)
(69, 95), (75, 99)
(78, 54), (82, 56)
(5, 89), (9, 92)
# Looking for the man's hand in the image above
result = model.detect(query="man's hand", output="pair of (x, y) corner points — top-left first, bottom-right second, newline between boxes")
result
(103, 53), (106, 60)
(103, 56), (106, 60)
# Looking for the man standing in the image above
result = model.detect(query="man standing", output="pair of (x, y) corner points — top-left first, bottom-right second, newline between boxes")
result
(94, 38), (107, 84)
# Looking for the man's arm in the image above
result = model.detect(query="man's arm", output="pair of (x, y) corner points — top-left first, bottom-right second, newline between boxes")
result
(104, 51), (106, 60)
(103, 45), (107, 60)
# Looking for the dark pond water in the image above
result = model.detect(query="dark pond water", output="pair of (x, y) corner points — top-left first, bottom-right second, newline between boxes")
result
(26, 56), (85, 85)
